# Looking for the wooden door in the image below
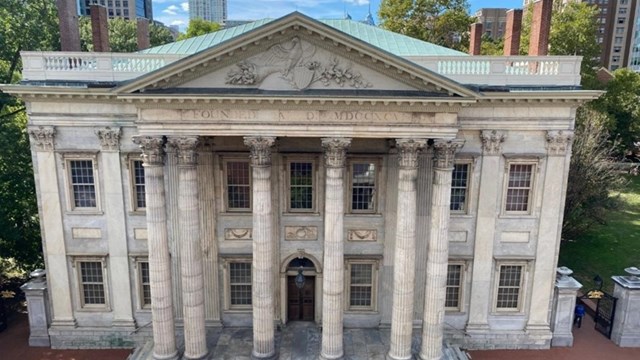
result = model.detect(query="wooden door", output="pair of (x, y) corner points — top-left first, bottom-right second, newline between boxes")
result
(287, 276), (314, 321)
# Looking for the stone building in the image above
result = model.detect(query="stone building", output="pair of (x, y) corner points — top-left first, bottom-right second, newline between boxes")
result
(4, 12), (598, 359)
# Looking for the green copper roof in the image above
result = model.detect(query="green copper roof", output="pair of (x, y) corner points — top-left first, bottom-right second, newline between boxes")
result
(142, 17), (467, 57)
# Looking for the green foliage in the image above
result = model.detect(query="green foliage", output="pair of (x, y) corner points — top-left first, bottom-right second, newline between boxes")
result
(177, 19), (222, 40)
(549, 2), (600, 88)
(591, 68), (640, 155)
(378, 0), (474, 52)
(563, 105), (628, 239)
(79, 17), (175, 52)
(519, 3), (533, 55)
(480, 35), (504, 56)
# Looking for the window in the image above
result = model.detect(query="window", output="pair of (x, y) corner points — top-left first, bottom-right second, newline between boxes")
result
(346, 260), (377, 311)
(228, 261), (252, 309)
(619, 8), (627, 15)
(505, 163), (534, 213)
(614, 46), (622, 53)
(615, 36), (623, 43)
(616, 26), (625, 34)
(66, 157), (99, 210)
(618, 17), (626, 24)
(495, 264), (525, 311)
(288, 160), (315, 212)
(350, 161), (377, 213)
(450, 163), (470, 212)
(76, 259), (108, 309)
(445, 263), (464, 311)
(131, 159), (146, 211)
(613, 55), (621, 62)
(136, 260), (151, 308)
(225, 160), (251, 211)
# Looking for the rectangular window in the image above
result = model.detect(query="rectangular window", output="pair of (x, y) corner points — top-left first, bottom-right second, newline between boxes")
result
(138, 261), (151, 308)
(226, 160), (251, 211)
(495, 264), (524, 311)
(350, 162), (376, 213)
(288, 161), (314, 211)
(445, 264), (464, 311)
(505, 164), (534, 213)
(229, 262), (252, 308)
(78, 261), (106, 308)
(346, 260), (377, 311)
(450, 163), (469, 212)
(69, 159), (97, 209)
(132, 159), (146, 210)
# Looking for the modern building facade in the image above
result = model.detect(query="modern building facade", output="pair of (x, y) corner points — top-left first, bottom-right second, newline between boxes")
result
(189, 0), (227, 23)
(628, 1), (640, 71)
(4, 12), (598, 359)
(474, 8), (508, 40)
(79, 0), (153, 20)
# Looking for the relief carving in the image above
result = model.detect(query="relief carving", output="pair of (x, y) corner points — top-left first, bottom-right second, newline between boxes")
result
(224, 228), (252, 240)
(226, 37), (372, 90)
(132, 135), (165, 166)
(322, 137), (351, 168)
(480, 130), (506, 155)
(433, 139), (465, 169)
(546, 130), (574, 156)
(244, 136), (276, 166)
(167, 136), (199, 165)
(396, 138), (427, 169)
(95, 127), (121, 151)
(29, 126), (56, 151)
(347, 229), (377, 241)
(285, 226), (318, 241)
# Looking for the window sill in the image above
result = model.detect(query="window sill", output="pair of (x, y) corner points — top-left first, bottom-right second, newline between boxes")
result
(65, 210), (104, 216)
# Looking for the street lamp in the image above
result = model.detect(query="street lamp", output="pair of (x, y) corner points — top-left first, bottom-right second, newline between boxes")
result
(295, 267), (305, 289)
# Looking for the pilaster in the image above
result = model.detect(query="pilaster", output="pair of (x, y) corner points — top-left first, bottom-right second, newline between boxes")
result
(420, 139), (464, 360)
(28, 126), (76, 329)
(167, 136), (208, 359)
(388, 138), (426, 360)
(244, 136), (277, 360)
(132, 135), (178, 360)
(320, 137), (351, 360)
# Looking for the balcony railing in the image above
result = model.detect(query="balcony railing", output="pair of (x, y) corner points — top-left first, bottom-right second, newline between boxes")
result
(21, 51), (582, 87)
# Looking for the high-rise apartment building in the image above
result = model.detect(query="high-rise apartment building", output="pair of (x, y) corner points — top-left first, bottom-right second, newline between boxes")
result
(79, 0), (153, 20)
(189, 0), (227, 23)
(474, 8), (508, 40)
(628, 1), (640, 71)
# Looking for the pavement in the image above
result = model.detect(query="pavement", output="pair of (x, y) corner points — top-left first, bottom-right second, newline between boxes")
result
(2, 311), (640, 360)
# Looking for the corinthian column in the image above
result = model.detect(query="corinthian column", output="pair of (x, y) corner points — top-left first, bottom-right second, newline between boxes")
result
(244, 136), (277, 360)
(388, 138), (426, 360)
(132, 136), (177, 360)
(419, 139), (464, 360)
(320, 137), (351, 360)
(167, 136), (207, 359)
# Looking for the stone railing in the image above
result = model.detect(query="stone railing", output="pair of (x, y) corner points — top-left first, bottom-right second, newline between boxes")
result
(21, 51), (582, 87)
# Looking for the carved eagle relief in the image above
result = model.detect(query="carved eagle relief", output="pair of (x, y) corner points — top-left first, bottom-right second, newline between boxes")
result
(226, 37), (372, 90)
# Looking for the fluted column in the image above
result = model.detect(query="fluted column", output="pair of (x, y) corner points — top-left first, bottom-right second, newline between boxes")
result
(168, 136), (207, 360)
(320, 137), (351, 360)
(133, 136), (177, 360)
(244, 136), (277, 360)
(419, 139), (464, 360)
(388, 139), (426, 360)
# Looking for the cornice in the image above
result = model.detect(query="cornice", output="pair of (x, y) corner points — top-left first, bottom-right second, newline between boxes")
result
(476, 90), (603, 106)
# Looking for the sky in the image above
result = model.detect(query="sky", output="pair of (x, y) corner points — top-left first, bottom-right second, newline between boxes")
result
(153, 0), (524, 31)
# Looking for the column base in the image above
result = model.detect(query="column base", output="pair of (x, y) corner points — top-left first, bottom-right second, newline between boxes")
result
(251, 350), (278, 360)
(153, 350), (179, 360)
(319, 351), (344, 360)
(182, 350), (208, 360)
(386, 353), (414, 360)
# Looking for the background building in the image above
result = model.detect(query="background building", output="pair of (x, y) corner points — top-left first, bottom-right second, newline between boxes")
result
(189, 0), (227, 23)
(474, 8), (508, 40)
(78, 0), (153, 20)
(627, 0), (640, 71)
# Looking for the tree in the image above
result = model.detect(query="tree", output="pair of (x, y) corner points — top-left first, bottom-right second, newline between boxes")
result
(79, 17), (174, 52)
(480, 35), (504, 56)
(378, 0), (474, 52)
(562, 105), (627, 239)
(177, 19), (222, 41)
(549, 2), (600, 89)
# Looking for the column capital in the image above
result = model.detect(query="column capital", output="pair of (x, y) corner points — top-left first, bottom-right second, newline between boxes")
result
(396, 138), (427, 169)
(433, 139), (465, 170)
(167, 136), (199, 165)
(322, 137), (351, 168)
(244, 136), (276, 166)
(28, 126), (56, 151)
(546, 130), (574, 156)
(132, 135), (165, 166)
(480, 130), (506, 155)
(95, 126), (121, 151)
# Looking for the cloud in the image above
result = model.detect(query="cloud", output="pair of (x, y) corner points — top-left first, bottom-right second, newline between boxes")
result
(345, 0), (369, 5)
(162, 4), (179, 15)
(171, 20), (185, 26)
(180, 2), (189, 11)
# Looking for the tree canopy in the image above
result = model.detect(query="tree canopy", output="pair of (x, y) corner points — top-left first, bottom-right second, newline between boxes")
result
(79, 17), (174, 52)
(378, 0), (474, 52)
(177, 19), (222, 41)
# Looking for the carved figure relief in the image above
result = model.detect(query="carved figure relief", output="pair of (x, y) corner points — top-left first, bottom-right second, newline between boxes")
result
(226, 37), (371, 90)
(347, 230), (377, 241)
(285, 226), (318, 241)
(224, 228), (252, 240)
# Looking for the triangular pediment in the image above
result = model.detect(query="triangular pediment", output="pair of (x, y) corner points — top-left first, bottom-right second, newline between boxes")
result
(115, 12), (477, 99)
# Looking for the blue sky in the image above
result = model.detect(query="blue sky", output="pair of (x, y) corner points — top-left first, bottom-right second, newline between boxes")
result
(153, 0), (524, 31)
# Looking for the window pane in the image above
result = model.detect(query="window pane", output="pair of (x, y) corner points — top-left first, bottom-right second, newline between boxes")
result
(450, 164), (468, 212)
(133, 160), (146, 209)
(497, 265), (522, 309)
(230, 262), (252, 306)
(350, 263), (373, 307)
(70, 160), (96, 208)
(80, 261), (105, 305)
(290, 162), (313, 209)
(140, 262), (151, 306)
(352, 163), (376, 211)
(505, 164), (533, 212)
(227, 161), (250, 209)
(445, 264), (462, 309)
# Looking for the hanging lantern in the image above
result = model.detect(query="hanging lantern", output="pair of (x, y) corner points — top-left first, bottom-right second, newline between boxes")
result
(295, 267), (305, 289)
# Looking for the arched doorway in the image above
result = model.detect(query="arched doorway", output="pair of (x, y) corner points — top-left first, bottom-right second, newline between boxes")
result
(280, 252), (322, 324)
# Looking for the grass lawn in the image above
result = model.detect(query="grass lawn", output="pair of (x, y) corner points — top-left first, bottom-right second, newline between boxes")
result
(559, 175), (640, 292)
